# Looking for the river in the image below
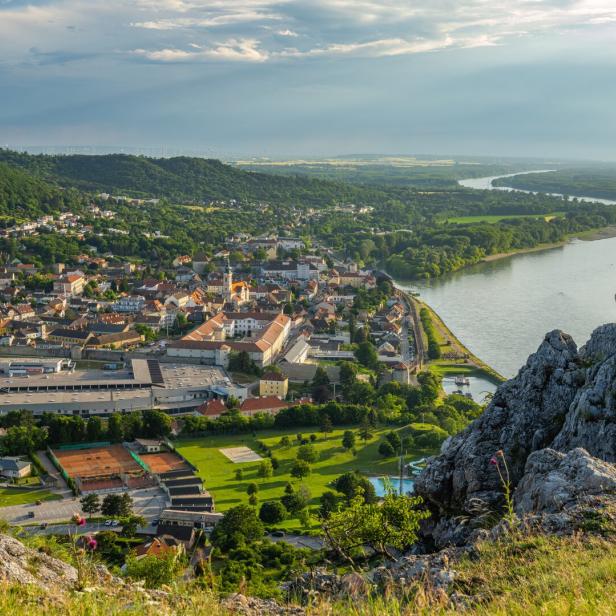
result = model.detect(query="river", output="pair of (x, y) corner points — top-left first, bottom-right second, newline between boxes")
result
(458, 169), (616, 206)
(394, 171), (616, 378)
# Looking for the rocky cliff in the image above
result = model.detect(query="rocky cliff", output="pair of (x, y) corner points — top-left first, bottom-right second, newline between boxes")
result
(415, 325), (616, 547)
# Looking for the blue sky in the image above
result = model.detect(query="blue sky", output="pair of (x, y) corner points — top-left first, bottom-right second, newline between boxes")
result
(1, 0), (616, 159)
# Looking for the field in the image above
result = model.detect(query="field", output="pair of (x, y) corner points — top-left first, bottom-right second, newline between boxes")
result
(53, 444), (141, 479)
(140, 451), (189, 474)
(175, 426), (433, 529)
(446, 212), (565, 224)
(0, 488), (61, 507)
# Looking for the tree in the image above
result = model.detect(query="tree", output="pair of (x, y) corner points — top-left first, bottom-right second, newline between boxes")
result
(279, 436), (291, 448)
(342, 430), (356, 451)
(246, 482), (259, 496)
(355, 341), (378, 369)
(80, 493), (100, 519)
(322, 491), (430, 566)
(248, 493), (258, 507)
(210, 504), (264, 550)
(101, 494), (123, 517)
(142, 409), (172, 438)
(319, 491), (339, 519)
(119, 492), (133, 517)
(378, 441), (396, 457)
(86, 416), (103, 442)
(296, 444), (318, 464)
(333, 471), (377, 504)
(120, 514), (147, 537)
(358, 416), (373, 443)
(259, 500), (287, 524)
(125, 552), (184, 589)
(309, 434), (318, 442)
(290, 459), (311, 480)
(311, 366), (330, 388)
(385, 431), (402, 451)
(257, 459), (273, 480)
(1, 425), (47, 455)
(108, 414), (124, 443)
(320, 414), (333, 434)
(235, 469), (244, 481)
(311, 366), (332, 403)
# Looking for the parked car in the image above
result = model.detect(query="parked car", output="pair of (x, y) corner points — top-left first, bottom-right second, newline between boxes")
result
(40, 522), (48, 529)
(104, 519), (113, 526)
(111, 520), (120, 527)
(27, 511), (35, 518)
(272, 530), (285, 537)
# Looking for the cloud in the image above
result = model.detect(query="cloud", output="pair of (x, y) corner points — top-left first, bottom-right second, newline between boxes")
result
(133, 37), (269, 62)
(0, 0), (615, 68)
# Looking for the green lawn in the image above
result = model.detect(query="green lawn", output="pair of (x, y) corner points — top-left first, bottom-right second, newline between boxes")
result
(430, 361), (501, 383)
(175, 426), (432, 529)
(0, 488), (62, 507)
(446, 212), (565, 224)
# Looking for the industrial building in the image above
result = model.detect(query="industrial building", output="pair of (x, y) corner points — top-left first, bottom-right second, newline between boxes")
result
(0, 358), (247, 416)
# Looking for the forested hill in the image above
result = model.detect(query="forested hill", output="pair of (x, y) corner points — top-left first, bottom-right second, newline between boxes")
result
(0, 149), (388, 206)
(492, 167), (616, 201)
(0, 162), (83, 220)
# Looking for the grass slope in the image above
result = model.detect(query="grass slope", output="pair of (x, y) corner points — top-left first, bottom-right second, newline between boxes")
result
(175, 426), (431, 527)
(0, 534), (614, 614)
(446, 212), (565, 224)
(0, 488), (61, 507)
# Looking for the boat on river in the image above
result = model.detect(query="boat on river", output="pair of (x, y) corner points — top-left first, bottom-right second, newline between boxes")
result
(454, 376), (471, 386)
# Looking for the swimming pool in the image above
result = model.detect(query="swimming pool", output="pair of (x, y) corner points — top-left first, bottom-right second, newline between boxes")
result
(368, 476), (415, 497)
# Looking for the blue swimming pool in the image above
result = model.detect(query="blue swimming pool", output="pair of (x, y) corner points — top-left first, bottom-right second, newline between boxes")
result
(368, 476), (415, 497)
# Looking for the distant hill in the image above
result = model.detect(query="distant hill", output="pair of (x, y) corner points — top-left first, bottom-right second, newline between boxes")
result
(0, 161), (82, 221)
(0, 149), (384, 206)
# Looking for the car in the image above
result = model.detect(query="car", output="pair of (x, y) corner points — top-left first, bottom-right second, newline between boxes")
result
(104, 519), (113, 526)
(40, 522), (48, 529)
(27, 511), (35, 518)
(111, 520), (120, 527)
(151, 519), (159, 526)
(271, 530), (285, 537)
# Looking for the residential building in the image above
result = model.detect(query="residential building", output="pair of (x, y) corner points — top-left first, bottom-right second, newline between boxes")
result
(259, 372), (289, 398)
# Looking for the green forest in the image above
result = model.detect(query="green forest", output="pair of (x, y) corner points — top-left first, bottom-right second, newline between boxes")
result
(1, 148), (615, 280)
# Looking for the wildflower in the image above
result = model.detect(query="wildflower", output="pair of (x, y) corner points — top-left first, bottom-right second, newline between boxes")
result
(489, 456), (498, 466)
(72, 513), (86, 526)
(86, 536), (97, 551)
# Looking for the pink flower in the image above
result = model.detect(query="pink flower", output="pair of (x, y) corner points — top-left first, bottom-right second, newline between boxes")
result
(72, 513), (86, 526)
(86, 537), (97, 551)
(489, 456), (498, 466)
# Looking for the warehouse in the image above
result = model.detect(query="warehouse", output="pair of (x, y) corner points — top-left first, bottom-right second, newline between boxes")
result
(0, 358), (247, 416)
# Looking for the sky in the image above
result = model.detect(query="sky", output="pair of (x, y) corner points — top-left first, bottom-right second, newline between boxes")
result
(1, 0), (616, 160)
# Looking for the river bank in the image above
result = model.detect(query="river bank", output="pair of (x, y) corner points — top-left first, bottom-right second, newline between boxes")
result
(416, 299), (505, 384)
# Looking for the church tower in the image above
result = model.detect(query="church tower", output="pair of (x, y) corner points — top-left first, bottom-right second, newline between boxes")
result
(223, 258), (233, 301)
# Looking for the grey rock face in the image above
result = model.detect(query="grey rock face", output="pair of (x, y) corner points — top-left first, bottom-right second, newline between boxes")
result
(514, 447), (616, 514)
(553, 324), (616, 462)
(415, 330), (580, 518)
(415, 324), (616, 546)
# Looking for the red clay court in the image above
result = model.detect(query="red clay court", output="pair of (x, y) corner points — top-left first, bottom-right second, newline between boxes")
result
(140, 451), (189, 474)
(53, 444), (142, 479)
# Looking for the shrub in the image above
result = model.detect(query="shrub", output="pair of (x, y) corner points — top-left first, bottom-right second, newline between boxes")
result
(259, 501), (287, 524)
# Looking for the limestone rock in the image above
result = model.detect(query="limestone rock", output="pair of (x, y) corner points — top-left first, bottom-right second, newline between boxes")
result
(415, 329), (580, 523)
(514, 447), (616, 514)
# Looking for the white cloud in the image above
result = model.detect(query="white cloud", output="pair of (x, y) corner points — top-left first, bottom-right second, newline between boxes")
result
(1, 0), (615, 66)
(132, 37), (269, 62)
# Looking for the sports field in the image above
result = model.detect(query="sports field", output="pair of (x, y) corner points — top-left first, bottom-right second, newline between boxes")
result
(53, 444), (141, 479)
(140, 451), (190, 474)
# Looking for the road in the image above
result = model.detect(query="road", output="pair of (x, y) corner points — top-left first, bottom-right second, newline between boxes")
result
(268, 533), (324, 550)
(0, 486), (168, 527)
